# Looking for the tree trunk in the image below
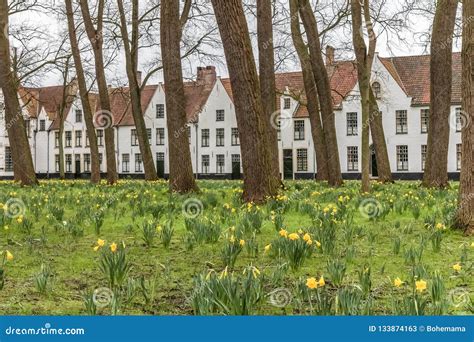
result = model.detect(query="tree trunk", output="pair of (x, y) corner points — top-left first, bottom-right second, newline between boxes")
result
(117, 0), (157, 181)
(368, 86), (393, 183)
(289, 0), (329, 181)
(423, 0), (458, 188)
(65, 0), (101, 184)
(58, 108), (65, 180)
(160, 0), (198, 193)
(79, 0), (118, 184)
(298, 0), (343, 187)
(257, 0), (281, 184)
(0, 0), (37, 186)
(455, 0), (473, 234)
(211, 0), (279, 202)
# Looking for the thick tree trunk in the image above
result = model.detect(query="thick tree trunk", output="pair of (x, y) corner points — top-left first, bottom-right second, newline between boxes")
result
(160, 0), (198, 193)
(65, 0), (101, 184)
(0, 0), (37, 186)
(368, 86), (393, 183)
(298, 0), (343, 187)
(257, 0), (281, 183)
(117, 0), (157, 181)
(289, 0), (329, 181)
(423, 0), (458, 188)
(58, 109), (65, 180)
(455, 0), (473, 234)
(211, 0), (279, 202)
(79, 0), (118, 185)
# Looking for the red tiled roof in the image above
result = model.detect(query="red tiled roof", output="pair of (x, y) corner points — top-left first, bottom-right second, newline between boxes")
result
(111, 85), (158, 126)
(379, 52), (462, 106)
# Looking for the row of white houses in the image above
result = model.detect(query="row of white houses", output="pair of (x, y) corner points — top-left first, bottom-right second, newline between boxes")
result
(0, 50), (464, 180)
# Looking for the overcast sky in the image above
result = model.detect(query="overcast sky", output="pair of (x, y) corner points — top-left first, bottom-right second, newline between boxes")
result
(9, 0), (462, 88)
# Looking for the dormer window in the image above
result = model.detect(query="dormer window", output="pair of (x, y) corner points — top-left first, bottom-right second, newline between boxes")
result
(372, 81), (381, 99)
(283, 98), (291, 109)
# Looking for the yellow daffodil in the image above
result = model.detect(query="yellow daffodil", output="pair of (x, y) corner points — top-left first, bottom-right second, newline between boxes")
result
(229, 235), (235, 243)
(239, 239), (245, 247)
(97, 239), (105, 247)
(288, 233), (299, 241)
(453, 263), (462, 272)
(306, 239), (313, 245)
(264, 244), (271, 253)
(279, 229), (288, 238)
(306, 277), (318, 289)
(16, 216), (23, 224)
(318, 276), (325, 287)
(303, 233), (311, 242)
(93, 246), (100, 252)
(470, 242), (474, 248)
(394, 277), (403, 287)
(315, 240), (322, 248)
(415, 280), (427, 293)
(110, 242), (118, 253)
(5, 250), (13, 261)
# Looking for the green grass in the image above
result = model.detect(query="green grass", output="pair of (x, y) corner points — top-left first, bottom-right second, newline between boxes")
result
(0, 179), (472, 315)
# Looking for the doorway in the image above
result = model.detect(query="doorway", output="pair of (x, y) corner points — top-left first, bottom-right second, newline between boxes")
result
(370, 145), (378, 178)
(231, 154), (241, 180)
(283, 149), (293, 180)
(75, 155), (81, 179)
(156, 153), (165, 179)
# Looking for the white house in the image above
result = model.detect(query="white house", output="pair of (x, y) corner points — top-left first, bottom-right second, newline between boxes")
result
(0, 50), (464, 180)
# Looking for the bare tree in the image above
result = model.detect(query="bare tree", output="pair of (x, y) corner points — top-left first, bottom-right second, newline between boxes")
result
(65, 0), (101, 183)
(0, 0), (37, 185)
(289, 0), (329, 181)
(455, 0), (473, 234)
(423, 0), (458, 188)
(298, 0), (343, 187)
(257, 0), (280, 184)
(160, 0), (198, 193)
(79, 0), (118, 184)
(211, 0), (279, 202)
(116, 0), (157, 181)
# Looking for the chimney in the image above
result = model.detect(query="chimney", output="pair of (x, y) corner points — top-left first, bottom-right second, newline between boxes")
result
(136, 71), (142, 87)
(196, 66), (217, 89)
(326, 45), (335, 66)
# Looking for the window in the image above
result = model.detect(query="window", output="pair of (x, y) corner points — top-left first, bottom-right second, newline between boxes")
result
(75, 109), (82, 123)
(85, 131), (89, 147)
(216, 128), (225, 146)
(457, 144), (462, 170)
(297, 149), (308, 172)
(135, 154), (142, 172)
(294, 120), (305, 140)
(187, 126), (191, 144)
(421, 145), (427, 171)
(157, 152), (165, 161)
(96, 129), (104, 146)
(372, 81), (381, 99)
(231, 128), (240, 146)
(396, 110), (408, 134)
(65, 131), (72, 147)
(84, 154), (91, 172)
(397, 145), (409, 171)
(346, 112), (358, 136)
(65, 154), (72, 173)
(201, 129), (210, 147)
(216, 109), (225, 121)
(0, 101), (4, 120)
(277, 119), (281, 141)
(156, 128), (165, 145)
(202, 155), (210, 174)
(420, 109), (429, 133)
(216, 154), (225, 174)
(347, 146), (359, 171)
(75, 131), (82, 147)
(55, 154), (60, 172)
(54, 132), (60, 148)
(122, 154), (130, 173)
(156, 104), (165, 118)
(284, 97), (291, 109)
(147, 128), (152, 144)
(455, 108), (463, 132)
(39, 120), (46, 131)
(131, 129), (138, 146)
(232, 154), (240, 163)
(25, 119), (31, 137)
(5, 147), (13, 172)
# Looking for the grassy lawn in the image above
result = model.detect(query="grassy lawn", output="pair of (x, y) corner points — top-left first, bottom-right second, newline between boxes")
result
(0, 179), (472, 315)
